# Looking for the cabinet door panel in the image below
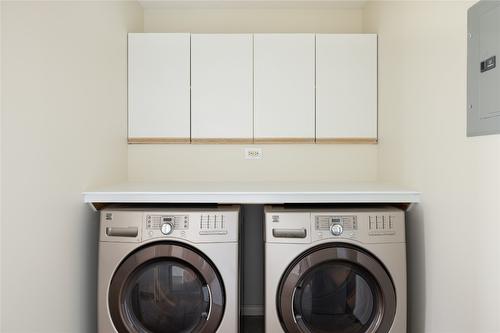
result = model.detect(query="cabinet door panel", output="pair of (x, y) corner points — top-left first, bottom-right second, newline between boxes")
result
(316, 34), (377, 141)
(191, 34), (253, 141)
(128, 33), (190, 142)
(254, 34), (315, 141)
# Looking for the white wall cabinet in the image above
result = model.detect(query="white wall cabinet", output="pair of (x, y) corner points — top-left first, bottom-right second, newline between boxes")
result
(253, 34), (316, 142)
(316, 34), (378, 143)
(128, 33), (190, 143)
(191, 34), (253, 143)
(128, 33), (377, 144)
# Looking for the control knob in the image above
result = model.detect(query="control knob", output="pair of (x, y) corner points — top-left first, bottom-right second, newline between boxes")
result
(161, 222), (174, 235)
(330, 224), (343, 236)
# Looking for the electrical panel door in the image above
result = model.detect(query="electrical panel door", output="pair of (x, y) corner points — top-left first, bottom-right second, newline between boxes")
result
(468, 1), (500, 136)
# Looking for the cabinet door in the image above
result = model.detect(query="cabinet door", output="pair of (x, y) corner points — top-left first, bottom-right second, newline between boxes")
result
(128, 33), (190, 143)
(316, 34), (378, 143)
(254, 34), (315, 142)
(191, 34), (253, 143)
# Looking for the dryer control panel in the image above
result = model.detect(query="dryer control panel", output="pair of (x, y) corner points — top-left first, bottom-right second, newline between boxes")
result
(265, 206), (405, 244)
(315, 215), (358, 231)
(311, 209), (404, 244)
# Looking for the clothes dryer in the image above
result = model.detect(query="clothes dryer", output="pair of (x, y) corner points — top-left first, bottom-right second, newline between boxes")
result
(265, 206), (406, 333)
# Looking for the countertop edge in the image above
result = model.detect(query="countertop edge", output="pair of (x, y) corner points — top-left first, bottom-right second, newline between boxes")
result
(83, 191), (421, 204)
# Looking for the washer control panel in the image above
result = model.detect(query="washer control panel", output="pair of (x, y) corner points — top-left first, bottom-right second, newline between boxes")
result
(100, 207), (239, 244)
(142, 208), (239, 243)
(145, 214), (190, 238)
(368, 215), (396, 236)
(199, 214), (228, 235)
(147, 215), (189, 231)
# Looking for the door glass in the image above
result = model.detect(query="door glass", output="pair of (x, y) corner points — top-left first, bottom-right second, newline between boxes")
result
(123, 260), (210, 333)
(293, 261), (378, 333)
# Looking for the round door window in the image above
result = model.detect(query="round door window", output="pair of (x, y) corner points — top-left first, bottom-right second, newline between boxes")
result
(109, 243), (225, 333)
(278, 244), (396, 333)
(292, 261), (378, 333)
(122, 260), (210, 333)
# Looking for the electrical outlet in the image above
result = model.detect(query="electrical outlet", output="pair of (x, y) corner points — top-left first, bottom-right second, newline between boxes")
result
(244, 148), (263, 160)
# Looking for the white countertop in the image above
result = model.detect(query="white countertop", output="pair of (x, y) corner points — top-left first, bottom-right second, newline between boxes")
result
(83, 181), (420, 209)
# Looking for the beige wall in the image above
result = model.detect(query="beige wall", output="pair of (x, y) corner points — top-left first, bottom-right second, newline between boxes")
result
(144, 5), (363, 33)
(0, 2), (143, 332)
(129, 144), (378, 182)
(128, 4), (379, 183)
(364, 1), (500, 332)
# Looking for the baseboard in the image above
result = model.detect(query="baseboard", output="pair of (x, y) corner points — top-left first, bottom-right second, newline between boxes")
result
(241, 305), (264, 316)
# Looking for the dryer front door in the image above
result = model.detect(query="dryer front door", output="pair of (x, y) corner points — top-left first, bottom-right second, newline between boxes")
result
(277, 244), (396, 333)
(108, 243), (225, 333)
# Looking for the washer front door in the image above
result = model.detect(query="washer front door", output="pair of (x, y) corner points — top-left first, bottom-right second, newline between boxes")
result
(277, 244), (396, 333)
(108, 243), (225, 333)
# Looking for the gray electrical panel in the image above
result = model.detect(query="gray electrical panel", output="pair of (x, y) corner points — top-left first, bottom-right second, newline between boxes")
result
(467, 1), (500, 136)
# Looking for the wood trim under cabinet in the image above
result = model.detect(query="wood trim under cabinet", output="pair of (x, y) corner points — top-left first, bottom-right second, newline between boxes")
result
(128, 137), (191, 144)
(315, 138), (378, 144)
(191, 138), (254, 144)
(127, 137), (378, 144)
(254, 138), (315, 144)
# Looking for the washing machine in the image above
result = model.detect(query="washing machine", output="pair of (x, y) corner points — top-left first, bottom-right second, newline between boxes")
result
(98, 206), (239, 333)
(265, 206), (406, 333)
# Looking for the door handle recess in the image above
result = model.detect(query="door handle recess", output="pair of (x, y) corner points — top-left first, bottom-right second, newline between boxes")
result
(106, 227), (138, 237)
(272, 228), (307, 239)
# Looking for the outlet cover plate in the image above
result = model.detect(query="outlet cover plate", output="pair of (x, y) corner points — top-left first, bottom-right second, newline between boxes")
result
(244, 148), (263, 160)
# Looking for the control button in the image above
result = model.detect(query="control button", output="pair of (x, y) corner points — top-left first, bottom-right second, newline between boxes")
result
(330, 224), (343, 236)
(161, 223), (174, 235)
